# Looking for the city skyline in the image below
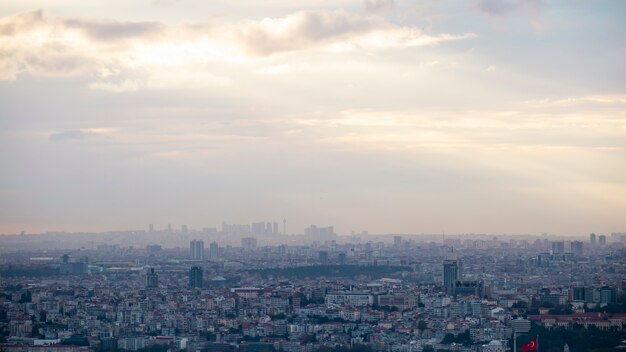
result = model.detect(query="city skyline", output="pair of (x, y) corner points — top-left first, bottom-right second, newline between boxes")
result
(1, 0), (625, 235)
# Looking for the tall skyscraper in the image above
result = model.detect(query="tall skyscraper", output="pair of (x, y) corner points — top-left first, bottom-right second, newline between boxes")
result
(189, 266), (203, 288)
(149, 224), (154, 233)
(145, 267), (158, 288)
(598, 235), (607, 245)
(443, 252), (461, 296)
(209, 241), (219, 259)
(551, 241), (565, 254)
(571, 241), (583, 256)
(190, 240), (204, 260)
(589, 233), (596, 245)
(319, 251), (329, 264)
(272, 222), (279, 234)
(394, 235), (402, 247)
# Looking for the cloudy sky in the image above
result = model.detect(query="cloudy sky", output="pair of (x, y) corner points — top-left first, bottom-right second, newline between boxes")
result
(0, 0), (625, 236)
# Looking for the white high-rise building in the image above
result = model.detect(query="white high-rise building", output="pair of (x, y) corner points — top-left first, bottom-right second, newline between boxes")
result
(190, 240), (204, 260)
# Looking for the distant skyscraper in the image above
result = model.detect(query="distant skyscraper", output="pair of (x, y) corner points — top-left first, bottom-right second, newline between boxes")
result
(209, 241), (219, 259)
(571, 241), (583, 256)
(443, 252), (461, 296)
(145, 267), (158, 288)
(190, 240), (204, 260)
(181, 225), (188, 234)
(319, 251), (329, 264)
(598, 235), (607, 245)
(589, 233), (596, 245)
(272, 222), (279, 234)
(149, 224), (154, 233)
(338, 252), (347, 265)
(189, 266), (203, 288)
(394, 235), (402, 247)
(266, 222), (272, 234)
(551, 241), (565, 254)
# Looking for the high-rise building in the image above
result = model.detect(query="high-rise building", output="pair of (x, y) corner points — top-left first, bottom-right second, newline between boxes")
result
(189, 266), (203, 288)
(319, 251), (329, 264)
(571, 241), (583, 256)
(443, 252), (461, 296)
(394, 235), (402, 247)
(149, 224), (154, 233)
(190, 240), (204, 260)
(272, 222), (279, 234)
(598, 235), (607, 245)
(182, 225), (188, 234)
(589, 233), (596, 245)
(251, 222), (266, 234)
(209, 241), (219, 259)
(145, 267), (158, 288)
(551, 241), (565, 254)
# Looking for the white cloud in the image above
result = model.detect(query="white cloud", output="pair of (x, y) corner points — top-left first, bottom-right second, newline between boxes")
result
(0, 8), (475, 89)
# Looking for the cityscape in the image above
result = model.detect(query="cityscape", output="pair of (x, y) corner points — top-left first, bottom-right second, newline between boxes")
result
(1, 0), (626, 352)
(1, 226), (626, 352)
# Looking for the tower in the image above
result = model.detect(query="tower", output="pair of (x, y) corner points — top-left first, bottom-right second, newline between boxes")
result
(209, 241), (219, 260)
(443, 251), (461, 296)
(283, 219), (286, 235)
(189, 266), (203, 288)
(145, 267), (158, 288)
(190, 240), (204, 260)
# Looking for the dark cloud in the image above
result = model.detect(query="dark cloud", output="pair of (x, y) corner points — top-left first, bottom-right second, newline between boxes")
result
(62, 18), (165, 41)
(49, 130), (93, 142)
(476, 0), (543, 16)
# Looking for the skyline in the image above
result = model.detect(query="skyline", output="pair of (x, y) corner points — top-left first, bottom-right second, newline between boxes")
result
(1, 0), (625, 236)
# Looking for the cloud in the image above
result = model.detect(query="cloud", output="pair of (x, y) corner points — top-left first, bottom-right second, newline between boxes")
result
(49, 130), (94, 142)
(61, 18), (165, 41)
(0, 9), (45, 36)
(476, 0), (543, 16)
(235, 10), (474, 56)
(365, 0), (394, 12)
(0, 9), (475, 88)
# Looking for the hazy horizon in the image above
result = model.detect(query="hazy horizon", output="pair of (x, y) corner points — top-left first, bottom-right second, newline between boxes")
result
(1, 0), (625, 236)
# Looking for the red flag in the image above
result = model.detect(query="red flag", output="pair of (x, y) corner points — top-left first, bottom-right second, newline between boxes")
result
(521, 337), (538, 351)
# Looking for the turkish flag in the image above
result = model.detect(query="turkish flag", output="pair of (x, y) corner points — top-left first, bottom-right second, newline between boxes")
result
(521, 337), (538, 351)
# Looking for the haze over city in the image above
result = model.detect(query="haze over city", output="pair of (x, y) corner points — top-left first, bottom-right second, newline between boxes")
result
(1, 0), (625, 236)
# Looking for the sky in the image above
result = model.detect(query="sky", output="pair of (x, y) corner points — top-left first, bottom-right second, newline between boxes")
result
(0, 0), (625, 236)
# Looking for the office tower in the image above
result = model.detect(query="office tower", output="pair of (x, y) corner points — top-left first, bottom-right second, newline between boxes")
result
(266, 222), (272, 234)
(571, 241), (583, 256)
(182, 225), (188, 234)
(189, 266), (203, 288)
(551, 241), (565, 254)
(272, 222), (279, 234)
(145, 267), (158, 288)
(251, 222), (265, 234)
(443, 252), (461, 296)
(319, 251), (329, 264)
(394, 235), (402, 247)
(149, 224), (154, 233)
(209, 241), (219, 259)
(589, 233), (596, 245)
(242, 237), (257, 250)
(190, 240), (204, 260)
(598, 235), (606, 245)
